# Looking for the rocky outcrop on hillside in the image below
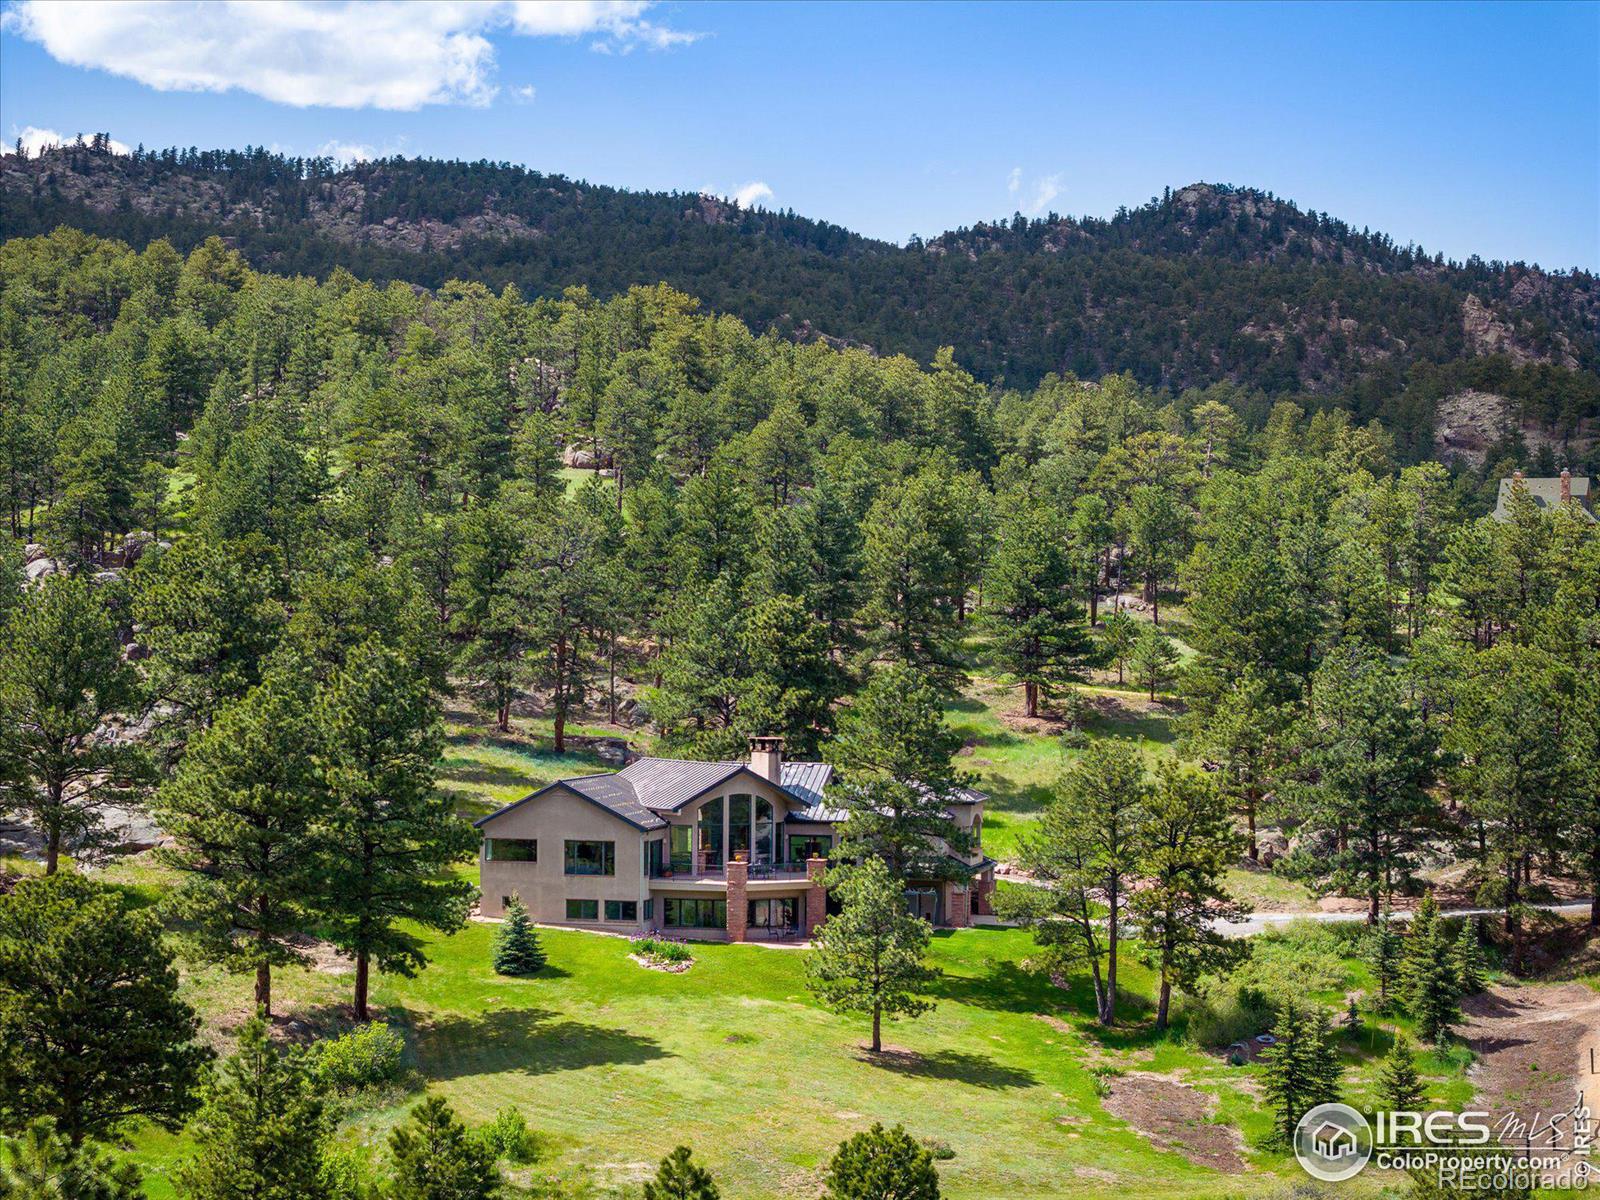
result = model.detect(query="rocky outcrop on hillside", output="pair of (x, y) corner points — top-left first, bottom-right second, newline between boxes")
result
(1433, 388), (1598, 466)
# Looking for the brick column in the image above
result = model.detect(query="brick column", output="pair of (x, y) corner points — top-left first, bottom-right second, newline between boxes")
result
(973, 872), (995, 917)
(804, 857), (828, 937)
(949, 885), (971, 928)
(726, 859), (749, 942)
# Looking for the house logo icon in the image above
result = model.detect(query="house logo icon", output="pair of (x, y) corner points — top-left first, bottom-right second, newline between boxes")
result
(1294, 1102), (1372, 1182)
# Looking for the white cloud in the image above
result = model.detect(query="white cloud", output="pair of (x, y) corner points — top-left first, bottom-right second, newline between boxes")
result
(1007, 166), (1021, 196)
(4, 1), (701, 112)
(1027, 174), (1063, 215)
(4, 126), (129, 156)
(732, 181), (774, 209)
(316, 140), (376, 164)
(515, 84), (538, 102)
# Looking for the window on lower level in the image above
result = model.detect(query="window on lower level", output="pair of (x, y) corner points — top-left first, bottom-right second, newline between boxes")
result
(643, 899), (654, 920)
(564, 840), (615, 876)
(485, 838), (537, 862)
(663, 898), (726, 928)
(604, 900), (638, 921)
(565, 898), (599, 921)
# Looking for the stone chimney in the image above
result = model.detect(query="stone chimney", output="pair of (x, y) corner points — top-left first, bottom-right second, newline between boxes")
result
(1560, 468), (1572, 504)
(747, 735), (784, 785)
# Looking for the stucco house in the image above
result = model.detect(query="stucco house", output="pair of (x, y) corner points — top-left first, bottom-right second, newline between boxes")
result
(1492, 469), (1594, 522)
(475, 736), (996, 941)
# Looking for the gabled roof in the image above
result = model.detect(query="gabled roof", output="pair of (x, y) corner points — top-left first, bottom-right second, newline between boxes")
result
(474, 776), (666, 832)
(473, 755), (988, 834)
(1494, 475), (1595, 521)
(614, 758), (748, 811)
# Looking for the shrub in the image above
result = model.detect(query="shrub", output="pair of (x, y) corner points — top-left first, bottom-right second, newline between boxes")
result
(823, 1124), (940, 1200)
(631, 936), (693, 965)
(314, 1023), (406, 1094)
(475, 1106), (539, 1165)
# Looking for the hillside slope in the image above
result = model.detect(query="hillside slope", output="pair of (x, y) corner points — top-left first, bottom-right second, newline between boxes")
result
(3, 143), (1596, 415)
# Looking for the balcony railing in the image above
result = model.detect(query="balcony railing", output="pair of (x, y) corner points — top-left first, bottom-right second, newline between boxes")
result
(648, 857), (813, 881)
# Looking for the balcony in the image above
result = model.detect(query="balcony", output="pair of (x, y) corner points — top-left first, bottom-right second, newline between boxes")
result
(649, 855), (813, 882)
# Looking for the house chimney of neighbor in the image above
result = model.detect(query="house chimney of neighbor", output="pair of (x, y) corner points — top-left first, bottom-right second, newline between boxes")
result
(748, 735), (784, 784)
(1561, 468), (1572, 504)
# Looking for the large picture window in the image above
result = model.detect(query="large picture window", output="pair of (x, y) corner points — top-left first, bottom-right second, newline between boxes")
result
(565, 898), (599, 921)
(484, 838), (537, 862)
(697, 796), (724, 869)
(564, 840), (615, 876)
(663, 898), (726, 928)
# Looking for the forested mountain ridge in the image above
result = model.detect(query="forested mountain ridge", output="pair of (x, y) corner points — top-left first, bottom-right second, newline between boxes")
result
(2, 141), (1597, 447)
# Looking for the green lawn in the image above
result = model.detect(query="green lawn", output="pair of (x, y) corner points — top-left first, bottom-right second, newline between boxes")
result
(947, 677), (1181, 864)
(106, 898), (1498, 1200)
(122, 918), (1279, 1199)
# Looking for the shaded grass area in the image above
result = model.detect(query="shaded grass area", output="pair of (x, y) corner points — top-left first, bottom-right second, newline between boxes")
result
(946, 678), (1179, 864)
(436, 725), (617, 818)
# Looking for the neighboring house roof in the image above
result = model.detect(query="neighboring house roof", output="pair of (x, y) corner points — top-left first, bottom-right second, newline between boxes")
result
(474, 755), (989, 833)
(1493, 475), (1595, 522)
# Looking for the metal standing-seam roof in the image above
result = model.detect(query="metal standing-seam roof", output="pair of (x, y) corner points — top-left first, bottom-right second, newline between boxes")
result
(614, 758), (747, 811)
(781, 761), (846, 822)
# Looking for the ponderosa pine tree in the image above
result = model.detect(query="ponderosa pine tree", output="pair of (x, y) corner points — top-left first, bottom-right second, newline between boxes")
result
(1098, 609), (1137, 685)
(1375, 1036), (1425, 1113)
(314, 640), (475, 1020)
(0, 575), (148, 874)
(999, 740), (1147, 1025)
(1129, 624), (1179, 702)
(643, 1146), (721, 1200)
(1179, 673), (1288, 863)
(0, 873), (208, 1146)
(176, 1013), (329, 1200)
(388, 1096), (499, 1200)
(1128, 764), (1248, 1030)
(980, 500), (1093, 718)
(0, 1119), (143, 1200)
(492, 897), (546, 977)
(805, 858), (939, 1053)
(1122, 484), (1189, 624)
(155, 667), (324, 1016)
(1295, 643), (1438, 922)
(1260, 1000), (1343, 1145)
(822, 1124), (940, 1200)
(826, 663), (972, 881)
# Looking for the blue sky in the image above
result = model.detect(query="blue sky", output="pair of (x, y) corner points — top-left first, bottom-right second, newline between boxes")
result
(2, 1), (1596, 269)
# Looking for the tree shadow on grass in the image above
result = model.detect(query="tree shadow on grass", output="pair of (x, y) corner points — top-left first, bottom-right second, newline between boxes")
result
(413, 1006), (671, 1081)
(436, 761), (544, 790)
(855, 1046), (1037, 1090)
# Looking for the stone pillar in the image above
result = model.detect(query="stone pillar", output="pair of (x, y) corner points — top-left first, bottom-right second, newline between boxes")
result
(804, 857), (828, 937)
(726, 859), (749, 942)
(949, 885), (971, 928)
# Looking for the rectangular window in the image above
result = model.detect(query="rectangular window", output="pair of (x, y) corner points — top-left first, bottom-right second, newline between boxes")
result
(788, 834), (832, 862)
(697, 796), (724, 869)
(565, 898), (599, 921)
(669, 824), (693, 873)
(485, 838), (537, 862)
(604, 900), (638, 922)
(663, 898), (727, 929)
(564, 840), (615, 876)
(748, 897), (799, 930)
(643, 899), (654, 920)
